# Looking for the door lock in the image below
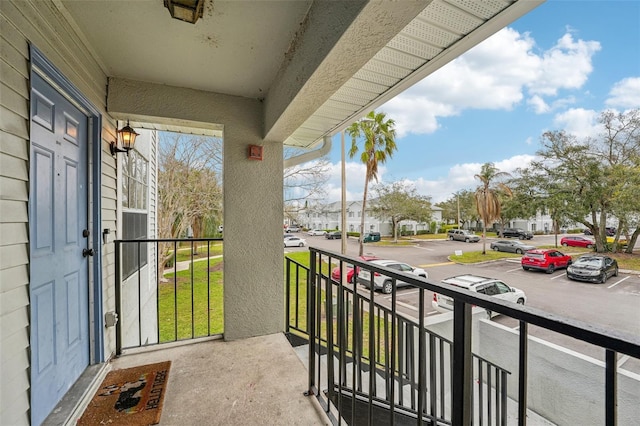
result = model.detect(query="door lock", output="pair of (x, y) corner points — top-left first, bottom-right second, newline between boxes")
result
(82, 248), (95, 257)
(83, 229), (90, 238)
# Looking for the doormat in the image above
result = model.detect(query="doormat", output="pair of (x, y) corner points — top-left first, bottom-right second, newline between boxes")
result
(78, 361), (171, 426)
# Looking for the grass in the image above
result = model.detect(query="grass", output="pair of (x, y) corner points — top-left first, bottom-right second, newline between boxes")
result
(160, 257), (224, 342)
(173, 242), (223, 262)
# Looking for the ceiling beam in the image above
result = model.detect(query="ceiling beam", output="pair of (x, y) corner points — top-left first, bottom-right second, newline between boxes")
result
(263, 0), (430, 143)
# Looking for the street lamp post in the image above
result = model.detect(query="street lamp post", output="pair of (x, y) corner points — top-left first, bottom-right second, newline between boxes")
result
(341, 130), (347, 255)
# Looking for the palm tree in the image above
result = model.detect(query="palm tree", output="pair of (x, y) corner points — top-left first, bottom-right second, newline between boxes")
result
(346, 111), (397, 256)
(474, 163), (512, 254)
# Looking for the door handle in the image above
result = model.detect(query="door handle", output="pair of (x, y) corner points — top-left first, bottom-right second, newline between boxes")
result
(83, 248), (95, 257)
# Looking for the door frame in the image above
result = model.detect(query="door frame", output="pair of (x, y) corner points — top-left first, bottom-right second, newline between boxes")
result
(29, 45), (105, 363)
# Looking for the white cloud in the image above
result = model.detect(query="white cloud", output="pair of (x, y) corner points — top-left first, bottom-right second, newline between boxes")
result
(552, 108), (600, 139)
(381, 28), (600, 138)
(606, 77), (640, 108)
(528, 32), (600, 96)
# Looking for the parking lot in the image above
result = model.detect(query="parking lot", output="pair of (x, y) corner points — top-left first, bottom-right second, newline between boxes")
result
(299, 233), (640, 373)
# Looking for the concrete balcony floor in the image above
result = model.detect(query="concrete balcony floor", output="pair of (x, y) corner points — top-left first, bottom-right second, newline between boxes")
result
(107, 333), (329, 425)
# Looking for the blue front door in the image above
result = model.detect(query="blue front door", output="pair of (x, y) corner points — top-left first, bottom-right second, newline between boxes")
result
(29, 72), (90, 425)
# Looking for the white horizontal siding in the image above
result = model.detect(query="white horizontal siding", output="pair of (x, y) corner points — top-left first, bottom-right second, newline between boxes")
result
(1, 0), (118, 422)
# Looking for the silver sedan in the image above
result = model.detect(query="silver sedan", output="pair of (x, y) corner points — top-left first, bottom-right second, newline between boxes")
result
(490, 240), (535, 254)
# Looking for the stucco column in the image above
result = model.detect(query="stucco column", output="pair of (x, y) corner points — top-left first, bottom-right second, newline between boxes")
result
(223, 130), (284, 340)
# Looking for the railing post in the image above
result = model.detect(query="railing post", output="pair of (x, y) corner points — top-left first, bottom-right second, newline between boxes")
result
(114, 240), (122, 356)
(306, 250), (317, 396)
(605, 349), (617, 425)
(452, 300), (472, 425)
(518, 321), (528, 426)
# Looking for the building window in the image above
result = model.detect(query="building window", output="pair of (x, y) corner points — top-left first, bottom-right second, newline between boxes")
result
(122, 150), (149, 279)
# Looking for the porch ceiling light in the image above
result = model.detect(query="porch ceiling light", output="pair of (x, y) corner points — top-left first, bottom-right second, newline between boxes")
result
(164, 0), (205, 24)
(110, 121), (139, 156)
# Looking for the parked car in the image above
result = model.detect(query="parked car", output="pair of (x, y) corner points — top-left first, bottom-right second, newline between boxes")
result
(584, 227), (616, 236)
(560, 236), (595, 249)
(489, 240), (535, 254)
(521, 249), (572, 273)
(285, 226), (300, 233)
(330, 255), (380, 283)
(357, 259), (427, 294)
(284, 234), (296, 239)
(432, 275), (526, 317)
(307, 229), (326, 236)
(284, 236), (306, 247)
(363, 232), (381, 243)
(502, 228), (534, 240)
(606, 235), (628, 245)
(325, 231), (342, 240)
(566, 255), (619, 284)
(447, 229), (480, 243)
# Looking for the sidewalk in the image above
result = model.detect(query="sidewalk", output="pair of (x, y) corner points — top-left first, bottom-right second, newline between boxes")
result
(172, 254), (223, 272)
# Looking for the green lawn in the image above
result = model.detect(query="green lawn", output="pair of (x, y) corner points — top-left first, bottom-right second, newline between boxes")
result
(160, 257), (224, 342)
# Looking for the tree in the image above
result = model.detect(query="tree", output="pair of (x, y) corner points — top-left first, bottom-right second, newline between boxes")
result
(158, 133), (223, 273)
(283, 148), (331, 226)
(371, 181), (432, 242)
(474, 163), (512, 254)
(346, 111), (398, 255)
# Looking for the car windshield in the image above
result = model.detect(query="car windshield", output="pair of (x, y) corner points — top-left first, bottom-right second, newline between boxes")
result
(576, 258), (604, 267)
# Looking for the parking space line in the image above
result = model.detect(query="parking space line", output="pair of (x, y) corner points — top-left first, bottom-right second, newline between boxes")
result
(414, 246), (435, 251)
(507, 267), (521, 273)
(608, 276), (630, 289)
(418, 262), (455, 268)
(618, 355), (630, 368)
(397, 301), (417, 311)
(550, 274), (565, 280)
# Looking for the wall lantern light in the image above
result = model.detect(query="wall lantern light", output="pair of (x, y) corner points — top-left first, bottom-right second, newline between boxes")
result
(164, 0), (205, 24)
(109, 121), (139, 156)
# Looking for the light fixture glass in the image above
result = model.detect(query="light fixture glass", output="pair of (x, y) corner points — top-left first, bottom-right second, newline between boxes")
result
(110, 121), (139, 156)
(118, 122), (139, 151)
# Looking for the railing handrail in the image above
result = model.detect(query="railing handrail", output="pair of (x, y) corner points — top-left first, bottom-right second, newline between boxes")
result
(314, 248), (640, 358)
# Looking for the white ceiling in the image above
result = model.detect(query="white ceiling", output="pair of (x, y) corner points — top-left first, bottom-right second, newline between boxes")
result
(59, 0), (543, 149)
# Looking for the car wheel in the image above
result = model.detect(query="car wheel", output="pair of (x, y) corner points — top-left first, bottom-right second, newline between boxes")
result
(561, 242), (568, 247)
(517, 298), (525, 305)
(298, 243), (304, 247)
(522, 266), (529, 271)
(449, 236), (454, 241)
(587, 244), (594, 249)
(492, 246), (499, 251)
(600, 273), (607, 284)
(546, 264), (556, 274)
(516, 249), (523, 254)
(614, 267), (619, 277)
(465, 238), (469, 243)
(382, 280), (393, 294)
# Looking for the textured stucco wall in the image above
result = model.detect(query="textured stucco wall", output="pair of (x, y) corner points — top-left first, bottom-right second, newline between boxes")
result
(109, 78), (285, 340)
(223, 131), (284, 340)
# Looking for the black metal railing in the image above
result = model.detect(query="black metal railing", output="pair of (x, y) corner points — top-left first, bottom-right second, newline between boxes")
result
(115, 238), (224, 355)
(286, 248), (640, 426)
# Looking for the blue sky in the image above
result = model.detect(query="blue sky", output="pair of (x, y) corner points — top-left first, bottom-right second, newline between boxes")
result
(319, 0), (640, 204)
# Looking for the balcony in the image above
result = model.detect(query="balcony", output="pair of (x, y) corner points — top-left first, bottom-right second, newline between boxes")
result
(107, 239), (640, 426)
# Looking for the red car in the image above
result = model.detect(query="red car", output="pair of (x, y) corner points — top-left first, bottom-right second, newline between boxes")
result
(560, 236), (595, 249)
(331, 255), (379, 283)
(521, 249), (572, 274)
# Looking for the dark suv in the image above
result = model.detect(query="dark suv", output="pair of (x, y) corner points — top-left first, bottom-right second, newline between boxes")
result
(502, 228), (533, 240)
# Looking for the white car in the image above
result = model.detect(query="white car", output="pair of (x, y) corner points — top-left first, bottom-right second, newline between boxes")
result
(307, 229), (326, 236)
(284, 236), (306, 247)
(357, 259), (427, 294)
(432, 274), (526, 317)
